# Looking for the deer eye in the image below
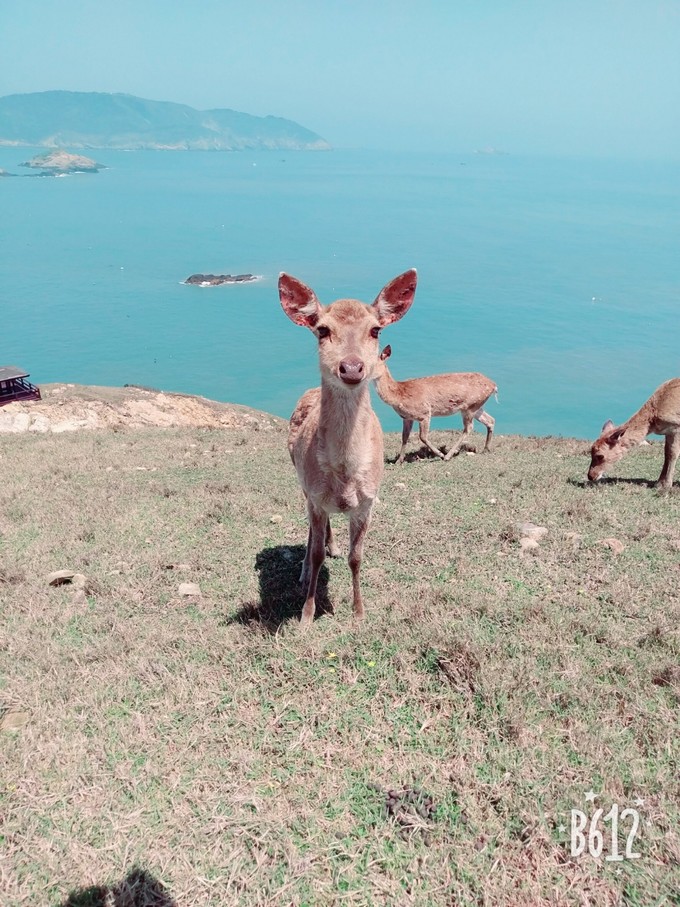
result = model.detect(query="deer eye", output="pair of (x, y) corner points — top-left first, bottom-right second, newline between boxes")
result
(370, 326), (381, 340)
(317, 325), (330, 340)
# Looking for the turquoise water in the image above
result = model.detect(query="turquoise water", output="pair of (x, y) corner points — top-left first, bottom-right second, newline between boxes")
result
(1, 148), (678, 438)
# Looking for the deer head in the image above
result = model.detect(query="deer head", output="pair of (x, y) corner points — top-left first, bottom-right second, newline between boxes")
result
(279, 271), (416, 391)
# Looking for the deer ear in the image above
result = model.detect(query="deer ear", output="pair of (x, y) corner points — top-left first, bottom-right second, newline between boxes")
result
(279, 273), (323, 328)
(601, 419), (615, 433)
(372, 269), (417, 326)
(380, 345), (392, 361)
(607, 427), (626, 445)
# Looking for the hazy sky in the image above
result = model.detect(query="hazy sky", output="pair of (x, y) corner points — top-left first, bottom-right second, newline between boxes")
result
(2, 0), (680, 157)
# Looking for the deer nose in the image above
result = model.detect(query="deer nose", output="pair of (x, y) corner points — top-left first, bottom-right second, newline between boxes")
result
(339, 357), (365, 385)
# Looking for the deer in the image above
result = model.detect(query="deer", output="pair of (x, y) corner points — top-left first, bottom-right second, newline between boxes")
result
(587, 378), (680, 491)
(279, 270), (417, 626)
(372, 345), (497, 465)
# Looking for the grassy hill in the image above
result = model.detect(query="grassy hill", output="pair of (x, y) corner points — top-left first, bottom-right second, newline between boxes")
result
(0, 413), (678, 905)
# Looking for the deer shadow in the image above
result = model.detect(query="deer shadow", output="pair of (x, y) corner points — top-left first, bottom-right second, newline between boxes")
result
(228, 544), (332, 633)
(62, 866), (176, 906)
(568, 476), (658, 489)
(390, 442), (477, 465)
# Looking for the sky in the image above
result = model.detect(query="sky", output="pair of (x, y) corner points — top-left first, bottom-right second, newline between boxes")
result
(2, 0), (680, 158)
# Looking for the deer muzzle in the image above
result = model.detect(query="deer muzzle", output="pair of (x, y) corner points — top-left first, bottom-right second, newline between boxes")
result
(339, 357), (365, 386)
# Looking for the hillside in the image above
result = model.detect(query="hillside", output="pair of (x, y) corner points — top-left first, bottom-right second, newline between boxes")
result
(0, 390), (678, 906)
(0, 382), (284, 434)
(0, 91), (331, 151)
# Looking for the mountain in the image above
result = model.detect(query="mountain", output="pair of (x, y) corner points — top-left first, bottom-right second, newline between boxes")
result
(0, 91), (331, 151)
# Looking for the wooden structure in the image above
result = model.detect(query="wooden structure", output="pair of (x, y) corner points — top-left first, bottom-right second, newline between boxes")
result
(0, 366), (41, 406)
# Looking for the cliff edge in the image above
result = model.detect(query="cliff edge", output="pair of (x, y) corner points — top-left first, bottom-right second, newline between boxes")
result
(0, 383), (285, 434)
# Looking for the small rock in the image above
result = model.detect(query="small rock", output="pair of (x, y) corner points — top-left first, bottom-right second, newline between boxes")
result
(519, 538), (540, 555)
(270, 514), (283, 524)
(516, 522), (548, 541)
(179, 582), (201, 597)
(105, 466), (114, 472)
(47, 569), (77, 586)
(394, 483), (406, 490)
(597, 537), (625, 555)
(1, 711), (30, 732)
(71, 573), (87, 590)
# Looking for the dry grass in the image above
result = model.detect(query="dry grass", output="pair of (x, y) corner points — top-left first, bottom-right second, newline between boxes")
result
(0, 423), (678, 906)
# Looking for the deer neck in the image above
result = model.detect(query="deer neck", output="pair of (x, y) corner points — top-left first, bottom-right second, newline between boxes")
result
(319, 380), (376, 469)
(373, 366), (402, 407)
(622, 404), (655, 447)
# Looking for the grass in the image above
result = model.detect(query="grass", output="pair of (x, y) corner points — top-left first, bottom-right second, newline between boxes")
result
(0, 423), (678, 906)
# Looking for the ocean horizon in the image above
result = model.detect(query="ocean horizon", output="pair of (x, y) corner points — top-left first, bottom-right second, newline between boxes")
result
(1, 147), (679, 440)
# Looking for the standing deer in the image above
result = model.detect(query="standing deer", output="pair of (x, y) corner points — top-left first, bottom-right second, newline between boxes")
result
(587, 378), (680, 490)
(372, 345), (497, 465)
(280, 270), (417, 625)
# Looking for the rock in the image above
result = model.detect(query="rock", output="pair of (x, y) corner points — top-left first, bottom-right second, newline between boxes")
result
(179, 582), (201, 597)
(0, 412), (31, 433)
(47, 569), (78, 586)
(184, 273), (258, 286)
(597, 537), (625, 555)
(1, 711), (30, 732)
(515, 522), (548, 541)
(270, 514), (283, 524)
(20, 151), (102, 173)
(28, 414), (50, 433)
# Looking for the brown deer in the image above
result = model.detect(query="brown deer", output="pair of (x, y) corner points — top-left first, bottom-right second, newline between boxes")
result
(279, 270), (417, 625)
(588, 378), (680, 490)
(372, 345), (497, 465)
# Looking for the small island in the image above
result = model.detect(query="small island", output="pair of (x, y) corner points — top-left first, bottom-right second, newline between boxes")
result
(20, 150), (103, 174)
(184, 273), (259, 287)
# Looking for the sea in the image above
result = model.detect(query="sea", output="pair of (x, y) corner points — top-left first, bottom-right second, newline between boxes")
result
(1, 147), (679, 439)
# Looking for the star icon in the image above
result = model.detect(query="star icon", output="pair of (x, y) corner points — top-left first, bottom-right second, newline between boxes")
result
(634, 796), (645, 807)
(585, 790), (597, 803)
(558, 824), (566, 834)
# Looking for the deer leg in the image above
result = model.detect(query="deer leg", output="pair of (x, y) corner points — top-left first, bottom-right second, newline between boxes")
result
(300, 522), (312, 585)
(419, 416), (446, 460)
(397, 419), (414, 465)
(657, 433), (680, 491)
(475, 408), (495, 452)
(348, 505), (373, 620)
(444, 412), (473, 460)
(325, 517), (341, 557)
(300, 505), (327, 626)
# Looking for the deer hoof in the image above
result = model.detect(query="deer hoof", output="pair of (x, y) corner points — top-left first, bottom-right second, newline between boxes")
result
(300, 608), (315, 627)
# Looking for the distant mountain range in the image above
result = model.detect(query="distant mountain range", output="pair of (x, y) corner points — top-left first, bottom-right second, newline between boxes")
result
(0, 91), (331, 151)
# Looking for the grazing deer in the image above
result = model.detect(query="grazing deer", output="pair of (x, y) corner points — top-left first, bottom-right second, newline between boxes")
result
(588, 378), (680, 490)
(280, 270), (417, 625)
(372, 345), (497, 465)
